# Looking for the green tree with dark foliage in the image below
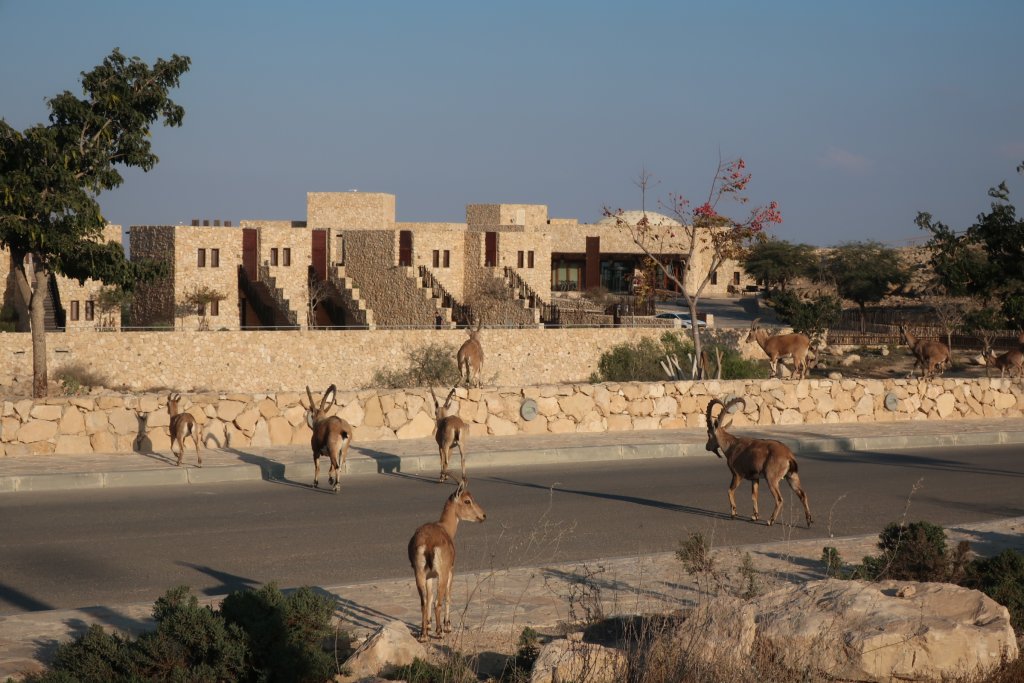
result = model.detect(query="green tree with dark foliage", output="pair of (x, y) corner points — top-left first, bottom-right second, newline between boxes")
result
(823, 241), (907, 332)
(743, 238), (817, 292)
(0, 48), (190, 397)
(916, 163), (1024, 329)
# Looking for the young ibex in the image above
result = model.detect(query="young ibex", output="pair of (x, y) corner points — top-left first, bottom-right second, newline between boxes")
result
(431, 386), (467, 483)
(456, 319), (484, 387)
(408, 478), (487, 641)
(304, 385), (353, 493)
(745, 318), (812, 379)
(705, 397), (812, 527)
(899, 324), (951, 379)
(983, 346), (1023, 379)
(167, 393), (201, 467)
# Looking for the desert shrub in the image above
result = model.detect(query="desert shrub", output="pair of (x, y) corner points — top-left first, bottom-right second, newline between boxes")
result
(501, 626), (541, 682)
(53, 362), (106, 395)
(372, 342), (462, 388)
(768, 290), (841, 344)
(383, 655), (475, 683)
(964, 549), (1024, 633)
(220, 583), (338, 682)
(858, 520), (969, 583)
(593, 336), (671, 382)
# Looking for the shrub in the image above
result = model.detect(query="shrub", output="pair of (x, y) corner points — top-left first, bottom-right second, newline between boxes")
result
(858, 520), (969, 583)
(383, 655), (475, 682)
(501, 627), (541, 682)
(593, 336), (672, 382)
(372, 342), (463, 388)
(964, 549), (1024, 633)
(53, 362), (107, 395)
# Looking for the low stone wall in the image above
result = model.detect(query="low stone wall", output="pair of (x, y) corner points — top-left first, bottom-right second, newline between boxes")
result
(2, 377), (1021, 456)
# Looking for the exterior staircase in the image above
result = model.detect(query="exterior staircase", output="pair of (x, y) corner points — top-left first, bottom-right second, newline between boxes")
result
(237, 265), (299, 329)
(500, 266), (560, 326)
(416, 266), (472, 327)
(321, 265), (373, 328)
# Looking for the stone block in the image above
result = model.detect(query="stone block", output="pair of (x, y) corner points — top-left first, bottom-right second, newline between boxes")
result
(30, 404), (63, 421)
(54, 434), (93, 454)
(217, 400), (246, 422)
(396, 412), (434, 439)
(18, 420), (58, 443)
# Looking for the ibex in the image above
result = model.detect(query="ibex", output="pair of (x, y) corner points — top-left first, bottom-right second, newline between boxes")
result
(167, 393), (201, 467)
(898, 324), (951, 379)
(431, 386), (467, 483)
(983, 346), (1023, 379)
(456, 318), (484, 387)
(408, 478), (486, 641)
(705, 397), (812, 527)
(303, 385), (353, 493)
(745, 318), (811, 379)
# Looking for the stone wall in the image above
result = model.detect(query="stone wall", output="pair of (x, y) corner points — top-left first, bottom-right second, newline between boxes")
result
(307, 192), (396, 230)
(128, 226), (176, 327)
(401, 224), (468, 300)
(255, 223), (311, 327)
(2, 377), (1021, 456)
(171, 225), (242, 330)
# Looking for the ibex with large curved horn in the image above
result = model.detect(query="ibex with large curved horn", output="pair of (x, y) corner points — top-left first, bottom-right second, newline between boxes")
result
(304, 384), (353, 493)
(899, 323), (951, 379)
(408, 477), (486, 641)
(431, 386), (467, 483)
(705, 397), (812, 527)
(456, 318), (484, 387)
(745, 318), (811, 379)
(167, 392), (201, 467)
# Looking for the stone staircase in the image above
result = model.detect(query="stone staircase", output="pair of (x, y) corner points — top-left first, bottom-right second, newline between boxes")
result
(326, 265), (374, 328)
(414, 266), (472, 327)
(237, 265), (298, 329)
(499, 266), (559, 326)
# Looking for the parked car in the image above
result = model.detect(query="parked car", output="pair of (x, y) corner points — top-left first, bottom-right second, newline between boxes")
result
(655, 311), (708, 329)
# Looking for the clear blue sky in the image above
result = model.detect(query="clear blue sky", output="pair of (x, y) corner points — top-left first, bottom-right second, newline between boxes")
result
(3, 0), (1022, 246)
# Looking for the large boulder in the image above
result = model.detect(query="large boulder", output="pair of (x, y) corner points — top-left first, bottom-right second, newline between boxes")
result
(753, 579), (1017, 682)
(340, 620), (425, 681)
(529, 634), (626, 683)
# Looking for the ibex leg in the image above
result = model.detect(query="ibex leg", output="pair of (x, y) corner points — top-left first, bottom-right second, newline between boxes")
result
(787, 473), (813, 527)
(727, 472), (741, 519)
(415, 572), (432, 641)
(313, 455), (321, 488)
(765, 478), (785, 526)
(456, 441), (467, 482)
(750, 479), (760, 522)
(440, 569), (453, 633)
(192, 428), (202, 467)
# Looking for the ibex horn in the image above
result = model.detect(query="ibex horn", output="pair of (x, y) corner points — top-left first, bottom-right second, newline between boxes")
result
(323, 384), (337, 410)
(720, 397), (746, 427)
(751, 318), (761, 328)
(705, 399), (723, 433)
(305, 386), (315, 410)
(445, 387), (457, 407)
(430, 387), (439, 408)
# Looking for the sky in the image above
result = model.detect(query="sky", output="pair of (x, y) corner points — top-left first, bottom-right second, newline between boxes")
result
(2, 0), (1023, 247)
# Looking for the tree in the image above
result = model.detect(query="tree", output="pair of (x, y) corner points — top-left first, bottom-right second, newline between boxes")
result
(823, 241), (907, 332)
(605, 159), (782, 376)
(917, 164), (1024, 329)
(743, 238), (817, 292)
(0, 49), (190, 397)
(180, 285), (226, 331)
(769, 290), (842, 347)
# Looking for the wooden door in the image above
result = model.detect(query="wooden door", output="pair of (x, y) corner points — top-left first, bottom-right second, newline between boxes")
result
(585, 236), (600, 290)
(399, 230), (413, 267)
(311, 230), (327, 281)
(485, 232), (498, 267)
(242, 229), (258, 277)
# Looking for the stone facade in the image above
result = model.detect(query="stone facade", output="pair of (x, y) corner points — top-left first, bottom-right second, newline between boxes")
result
(2, 377), (1021, 456)
(308, 191), (395, 230)
(338, 231), (438, 327)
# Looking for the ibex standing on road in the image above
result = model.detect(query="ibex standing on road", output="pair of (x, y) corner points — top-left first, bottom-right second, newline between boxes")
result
(899, 324), (951, 379)
(408, 478), (487, 641)
(457, 318), (484, 387)
(431, 386), (468, 483)
(705, 397), (812, 527)
(304, 385), (354, 493)
(167, 393), (201, 467)
(745, 318), (812, 379)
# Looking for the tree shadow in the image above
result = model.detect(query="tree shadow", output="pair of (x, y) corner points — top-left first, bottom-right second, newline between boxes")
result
(174, 561), (260, 596)
(325, 589), (414, 633)
(798, 447), (1024, 479)
(0, 582), (54, 613)
(481, 475), (732, 520)
(353, 446), (403, 474)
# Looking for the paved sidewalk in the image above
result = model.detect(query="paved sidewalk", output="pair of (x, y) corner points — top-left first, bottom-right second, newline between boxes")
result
(2, 418), (1023, 679)
(2, 418), (1024, 493)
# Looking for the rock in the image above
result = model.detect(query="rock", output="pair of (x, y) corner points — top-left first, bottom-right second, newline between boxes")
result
(828, 371), (843, 381)
(529, 638), (627, 683)
(841, 354), (861, 367)
(395, 411), (434, 439)
(755, 579), (1018, 682)
(341, 620), (425, 680)
(670, 596), (757, 669)
(880, 346), (890, 356)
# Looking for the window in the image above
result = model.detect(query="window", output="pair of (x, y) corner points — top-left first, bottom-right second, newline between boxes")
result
(528, 251), (535, 268)
(733, 271), (741, 285)
(517, 250), (525, 268)
(85, 300), (95, 321)
(710, 270), (718, 285)
(432, 250), (440, 268)
(211, 249), (220, 267)
(70, 301), (80, 321)
(283, 248), (291, 266)
(210, 300), (219, 316)
(198, 303), (205, 316)
(270, 248), (279, 266)
(443, 250), (450, 268)
(197, 248), (206, 268)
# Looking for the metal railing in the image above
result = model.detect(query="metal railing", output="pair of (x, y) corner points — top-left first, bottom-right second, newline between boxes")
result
(418, 266), (474, 326)
(503, 266), (561, 326)
(237, 265), (298, 329)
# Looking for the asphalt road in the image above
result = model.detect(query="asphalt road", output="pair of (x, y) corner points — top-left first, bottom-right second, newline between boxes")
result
(1, 443), (1022, 616)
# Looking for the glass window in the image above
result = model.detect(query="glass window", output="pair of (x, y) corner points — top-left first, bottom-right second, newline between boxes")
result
(70, 301), (80, 321)
(517, 251), (524, 268)
(211, 249), (220, 267)
(270, 248), (279, 266)
(210, 299), (219, 316)
(528, 251), (535, 268)
(85, 300), (95, 321)
(197, 249), (206, 268)
(433, 250), (440, 268)
(711, 270), (718, 285)
(733, 271), (741, 285)
(443, 250), (450, 268)
(283, 248), (291, 266)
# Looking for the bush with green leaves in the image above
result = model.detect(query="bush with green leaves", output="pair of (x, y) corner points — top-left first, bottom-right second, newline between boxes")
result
(857, 520), (970, 583)
(767, 290), (841, 344)
(963, 549), (1024, 633)
(25, 584), (340, 683)
(382, 655), (476, 683)
(372, 342), (463, 388)
(592, 332), (768, 382)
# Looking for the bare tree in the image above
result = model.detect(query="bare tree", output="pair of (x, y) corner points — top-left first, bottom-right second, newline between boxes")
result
(307, 277), (334, 328)
(605, 159), (782, 376)
(925, 294), (973, 355)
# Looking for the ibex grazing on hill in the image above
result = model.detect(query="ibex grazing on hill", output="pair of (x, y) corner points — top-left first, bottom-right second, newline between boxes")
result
(431, 386), (468, 483)
(167, 393), (201, 467)
(745, 318), (812, 379)
(304, 385), (353, 493)
(408, 478), (486, 641)
(899, 324), (951, 379)
(456, 319), (484, 387)
(705, 397), (812, 527)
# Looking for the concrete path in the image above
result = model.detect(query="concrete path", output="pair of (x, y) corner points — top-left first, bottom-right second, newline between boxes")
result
(2, 418), (1023, 679)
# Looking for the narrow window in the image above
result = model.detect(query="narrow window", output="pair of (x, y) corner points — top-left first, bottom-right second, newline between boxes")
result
(270, 248), (279, 266)
(710, 270), (718, 285)
(85, 300), (95, 321)
(443, 250), (450, 268)
(198, 302), (205, 316)
(733, 271), (741, 285)
(528, 251), (535, 268)
(70, 301), (80, 321)
(211, 249), (220, 267)
(283, 248), (292, 266)
(433, 250), (440, 268)
(197, 248), (206, 268)
(517, 251), (524, 268)
(210, 299), (219, 316)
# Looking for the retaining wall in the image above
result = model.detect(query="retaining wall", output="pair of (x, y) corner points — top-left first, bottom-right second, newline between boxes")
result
(2, 377), (1021, 457)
